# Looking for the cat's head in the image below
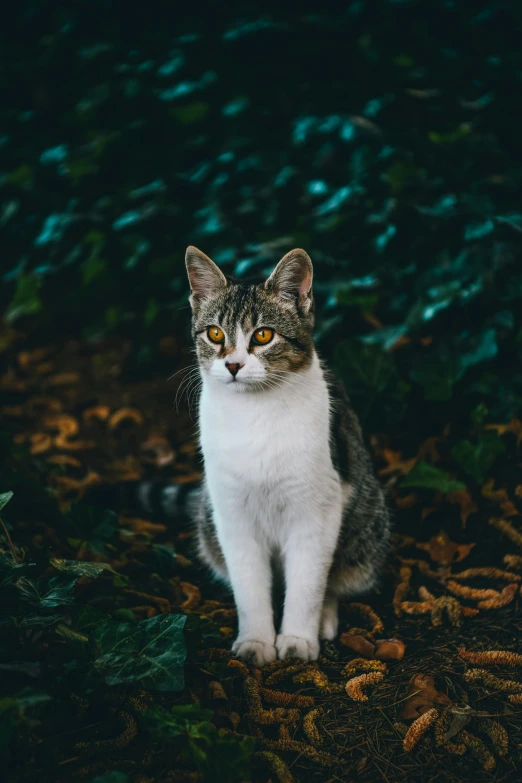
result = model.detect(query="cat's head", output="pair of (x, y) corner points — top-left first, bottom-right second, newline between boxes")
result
(185, 246), (315, 390)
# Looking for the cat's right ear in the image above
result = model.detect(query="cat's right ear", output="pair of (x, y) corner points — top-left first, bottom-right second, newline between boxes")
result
(185, 246), (227, 306)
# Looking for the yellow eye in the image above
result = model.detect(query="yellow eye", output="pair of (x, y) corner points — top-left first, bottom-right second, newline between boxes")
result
(207, 326), (225, 343)
(252, 327), (274, 346)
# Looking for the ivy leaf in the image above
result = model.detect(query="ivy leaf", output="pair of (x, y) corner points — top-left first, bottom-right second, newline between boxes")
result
(150, 544), (178, 578)
(451, 432), (505, 483)
(401, 461), (466, 492)
(143, 704), (255, 783)
(50, 559), (117, 578)
(186, 721), (255, 783)
(93, 614), (187, 691)
(64, 503), (119, 556)
(142, 704), (214, 739)
(0, 491), (13, 511)
(0, 548), (28, 587)
(16, 574), (78, 609)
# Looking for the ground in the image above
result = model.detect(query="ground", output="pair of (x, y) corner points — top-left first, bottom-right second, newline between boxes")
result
(1, 330), (521, 783)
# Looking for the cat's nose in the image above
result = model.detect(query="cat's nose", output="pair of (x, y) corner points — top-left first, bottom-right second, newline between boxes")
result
(225, 362), (243, 377)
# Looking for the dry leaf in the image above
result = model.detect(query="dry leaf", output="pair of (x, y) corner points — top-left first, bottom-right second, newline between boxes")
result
(109, 407), (144, 428)
(82, 405), (111, 421)
(401, 674), (451, 720)
(486, 419), (522, 446)
(30, 433), (52, 455)
(446, 489), (478, 526)
(374, 638), (406, 661)
(395, 493), (419, 510)
(416, 531), (474, 565)
(46, 455), (83, 468)
(378, 449), (417, 478)
(338, 634), (375, 658)
(46, 372), (81, 386)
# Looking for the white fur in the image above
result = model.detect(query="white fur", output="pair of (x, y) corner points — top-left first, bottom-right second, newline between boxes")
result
(199, 349), (343, 665)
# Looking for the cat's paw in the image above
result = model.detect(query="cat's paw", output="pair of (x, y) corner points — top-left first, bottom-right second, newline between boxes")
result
(276, 634), (320, 661)
(232, 638), (277, 667)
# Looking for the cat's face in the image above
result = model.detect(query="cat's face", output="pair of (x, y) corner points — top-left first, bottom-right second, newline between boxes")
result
(186, 247), (315, 391)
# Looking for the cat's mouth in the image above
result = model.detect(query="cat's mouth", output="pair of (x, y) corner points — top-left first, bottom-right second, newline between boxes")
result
(219, 373), (270, 390)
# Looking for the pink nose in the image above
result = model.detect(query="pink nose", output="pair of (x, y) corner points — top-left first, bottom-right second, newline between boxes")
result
(226, 362), (243, 377)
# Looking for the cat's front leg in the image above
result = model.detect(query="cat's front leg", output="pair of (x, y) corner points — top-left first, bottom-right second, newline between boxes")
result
(215, 516), (277, 666)
(277, 521), (338, 661)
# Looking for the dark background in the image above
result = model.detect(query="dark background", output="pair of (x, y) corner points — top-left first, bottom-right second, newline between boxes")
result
(2, 0), (522, 434)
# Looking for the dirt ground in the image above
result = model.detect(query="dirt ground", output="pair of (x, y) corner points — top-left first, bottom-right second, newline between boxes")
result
(1, 331), (521, 783)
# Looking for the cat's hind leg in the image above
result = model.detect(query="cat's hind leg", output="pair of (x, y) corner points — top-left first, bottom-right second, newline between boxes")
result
(319, 592), (339, 640)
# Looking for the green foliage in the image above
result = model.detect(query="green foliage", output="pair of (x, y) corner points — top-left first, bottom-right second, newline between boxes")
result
(401, 461), (466, 493)
(4, 275), (42, 324)
(0, 491), (13, 511)
(334, 339), (410, 426)
(143, 703), (214, 738)
(410, 356), (460, 402)
(0, 688), (50, 754)
(0, 548), (26, 587)
(89, 773), (130, 783)
(16, 574), (78, 609)
(93, 614), (187, 690)
(143, 704), (256, 782)
(50, 558), (117, 577)
(64, 503), (119, 555)
(451, 432), (505, 484)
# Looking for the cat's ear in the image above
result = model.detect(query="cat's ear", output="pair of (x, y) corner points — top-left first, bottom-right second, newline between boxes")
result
(185, 246), (227, 304)
(265, 248), (313, 311)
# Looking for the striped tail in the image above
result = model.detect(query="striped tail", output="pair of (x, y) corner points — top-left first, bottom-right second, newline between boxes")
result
(85, 479), (201, 521)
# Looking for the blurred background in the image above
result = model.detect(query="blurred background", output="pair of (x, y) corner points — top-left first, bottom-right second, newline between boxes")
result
(2, 0), (522, 435)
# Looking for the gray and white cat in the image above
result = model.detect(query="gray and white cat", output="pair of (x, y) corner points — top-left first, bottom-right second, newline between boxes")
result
(185, 245), (390, 666)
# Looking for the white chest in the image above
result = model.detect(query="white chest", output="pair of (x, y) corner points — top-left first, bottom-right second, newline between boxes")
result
(198, 358), (340, 521)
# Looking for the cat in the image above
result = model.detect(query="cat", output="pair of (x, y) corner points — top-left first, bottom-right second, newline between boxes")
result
(185, 245), (390, 666)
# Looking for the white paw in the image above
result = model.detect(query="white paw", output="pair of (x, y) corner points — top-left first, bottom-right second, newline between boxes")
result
(276, 634), (320, 661)
(232, 638), (277, 667)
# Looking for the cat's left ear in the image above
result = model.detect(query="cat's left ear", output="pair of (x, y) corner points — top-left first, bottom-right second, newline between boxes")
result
(265, 248), (313, 311)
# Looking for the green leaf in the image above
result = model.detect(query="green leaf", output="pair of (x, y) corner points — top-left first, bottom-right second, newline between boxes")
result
(143, 704), (255, 782)
(64, 504), (119, 556)
(112, 573), (129, 588)
(451, 432), (505, 483)
(410, 357), (459, 401)
(143, 703), (214, 739)
(187, 722), (255, 782)
(401, 461), (466, 492)
(93, 614), (187, 690)
(150, 544), (178, 578)
(0, 491), (13, 511)
(89, 773), (130, 783)
(170, 102), (209, 124)
(4, 275), (43, 324)
(112, 608), (137, 623)
(0, 548), (27, 587)
(50, 559), (117, 577)
(16, 574), (78, 609)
